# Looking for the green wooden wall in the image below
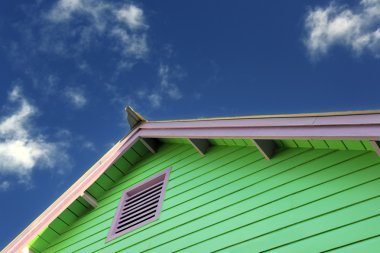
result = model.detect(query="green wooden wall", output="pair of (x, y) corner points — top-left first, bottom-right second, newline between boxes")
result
(35, 142), (380, 252)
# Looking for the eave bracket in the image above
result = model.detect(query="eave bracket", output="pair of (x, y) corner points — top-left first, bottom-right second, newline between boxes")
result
(252, 139), (277, 160)
(370, 141), (380, 157)
(140, 138), (160, 153)
(188, 139), (211, 156)
(81, 192), (97, 208)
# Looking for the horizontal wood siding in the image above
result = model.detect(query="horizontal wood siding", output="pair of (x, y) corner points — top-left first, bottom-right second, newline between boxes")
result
(43, 143), (380, 253)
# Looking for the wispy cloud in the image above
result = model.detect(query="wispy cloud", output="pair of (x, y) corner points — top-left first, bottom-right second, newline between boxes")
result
(135, 64), (185, 109)
(0, 181), (10, 191)
(304, 0), (380, 59)
(45, 0), (149, 62)
(147, 93), (163, 108)
(158, 64), (183, 100)
(64, 87), (87, 108)
(82, 141), (96, 151)
(0, 86), (69, 184)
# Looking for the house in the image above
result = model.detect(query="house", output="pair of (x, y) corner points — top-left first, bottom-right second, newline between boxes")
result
(4, 107), (380, 253)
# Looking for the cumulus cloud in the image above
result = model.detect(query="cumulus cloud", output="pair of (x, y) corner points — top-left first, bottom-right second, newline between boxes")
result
(64, 87), (87, 108)
(0, 86), (69, 183)
(304, 0), (380, 58)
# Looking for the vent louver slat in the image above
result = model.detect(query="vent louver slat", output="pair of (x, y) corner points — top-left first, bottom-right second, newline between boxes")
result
(121, 194), (161, 215)
(121, 196), (160, 217)
(121, 184), (163, 211)
(107, 168), (171, 241)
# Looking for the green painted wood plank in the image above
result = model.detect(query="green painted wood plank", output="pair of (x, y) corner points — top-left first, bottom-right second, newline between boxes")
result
(113, 157), (132, 174)
(123, 148), (141, 164)
(66, 199), (88, 217)
(280, 140), (298, 148)
(28, 234), (49, 252)
(362, 141), (374, 151)
(212, 139), (227, 145)
(243, 139), (255, 146)
(327, 235), (380, 253)
(104, 166), (124, 182)
(58, 209), (78, 225)
(222, 139), (236, 146)
(343, 140), (366, 151)
(30, 245), (43, 253)
(49, 218), (69, 235)
(159, 138), (186, 144)
(325, 140), (347, 151)
(232, 139), (247, 146)
(86, 183), (105, 199)
(218, 197), (380, 253)
(294, 140), (312, 148)
(95, 174), (114, 191)
(39, 227), (60, 242)
(77, 196), (93, 210)
(29, 235), (48, 253)
(131, 140), (150, 157)
(309, 140), (329, 149)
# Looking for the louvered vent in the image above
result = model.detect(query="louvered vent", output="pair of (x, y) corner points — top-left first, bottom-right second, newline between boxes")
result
(107, 168), (171, 241)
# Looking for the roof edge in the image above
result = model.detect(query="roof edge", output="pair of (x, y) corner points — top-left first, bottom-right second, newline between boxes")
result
(148, 109), (380, 123)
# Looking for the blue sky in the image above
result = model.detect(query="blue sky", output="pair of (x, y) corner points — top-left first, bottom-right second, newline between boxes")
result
(1, 0), (380, 248)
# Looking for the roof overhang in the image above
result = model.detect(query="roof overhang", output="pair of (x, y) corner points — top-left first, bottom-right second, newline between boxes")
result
(4, 110), (380, 252)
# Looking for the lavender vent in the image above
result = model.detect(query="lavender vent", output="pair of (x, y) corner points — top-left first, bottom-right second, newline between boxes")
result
(107, 168), (171, 241)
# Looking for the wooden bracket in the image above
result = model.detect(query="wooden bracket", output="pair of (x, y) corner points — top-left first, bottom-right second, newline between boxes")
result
(370, 141), (380, 157)
(252, 139), (277, 160)
(81, 192), (97, 208)
(140, 138), (160, 153)
(188, 139), (211, 156)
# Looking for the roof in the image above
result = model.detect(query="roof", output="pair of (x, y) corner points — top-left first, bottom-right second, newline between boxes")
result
(4, 109), (380, 253)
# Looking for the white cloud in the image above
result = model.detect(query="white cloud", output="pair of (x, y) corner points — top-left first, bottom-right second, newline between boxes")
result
(47, 0), (84, 22)
(147, 93), (162, 108)
(304, 0), (380, 58)
(116, 5), (146, 30)
(64, 87), (87, 108)
(45, 0), (148, 61)
(110, 27), (148, 59)
(158, 64), (183, 100)
(0, 86), (69, 183)
(0, 181), (10, 191)
(82, 141), (95, 151)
